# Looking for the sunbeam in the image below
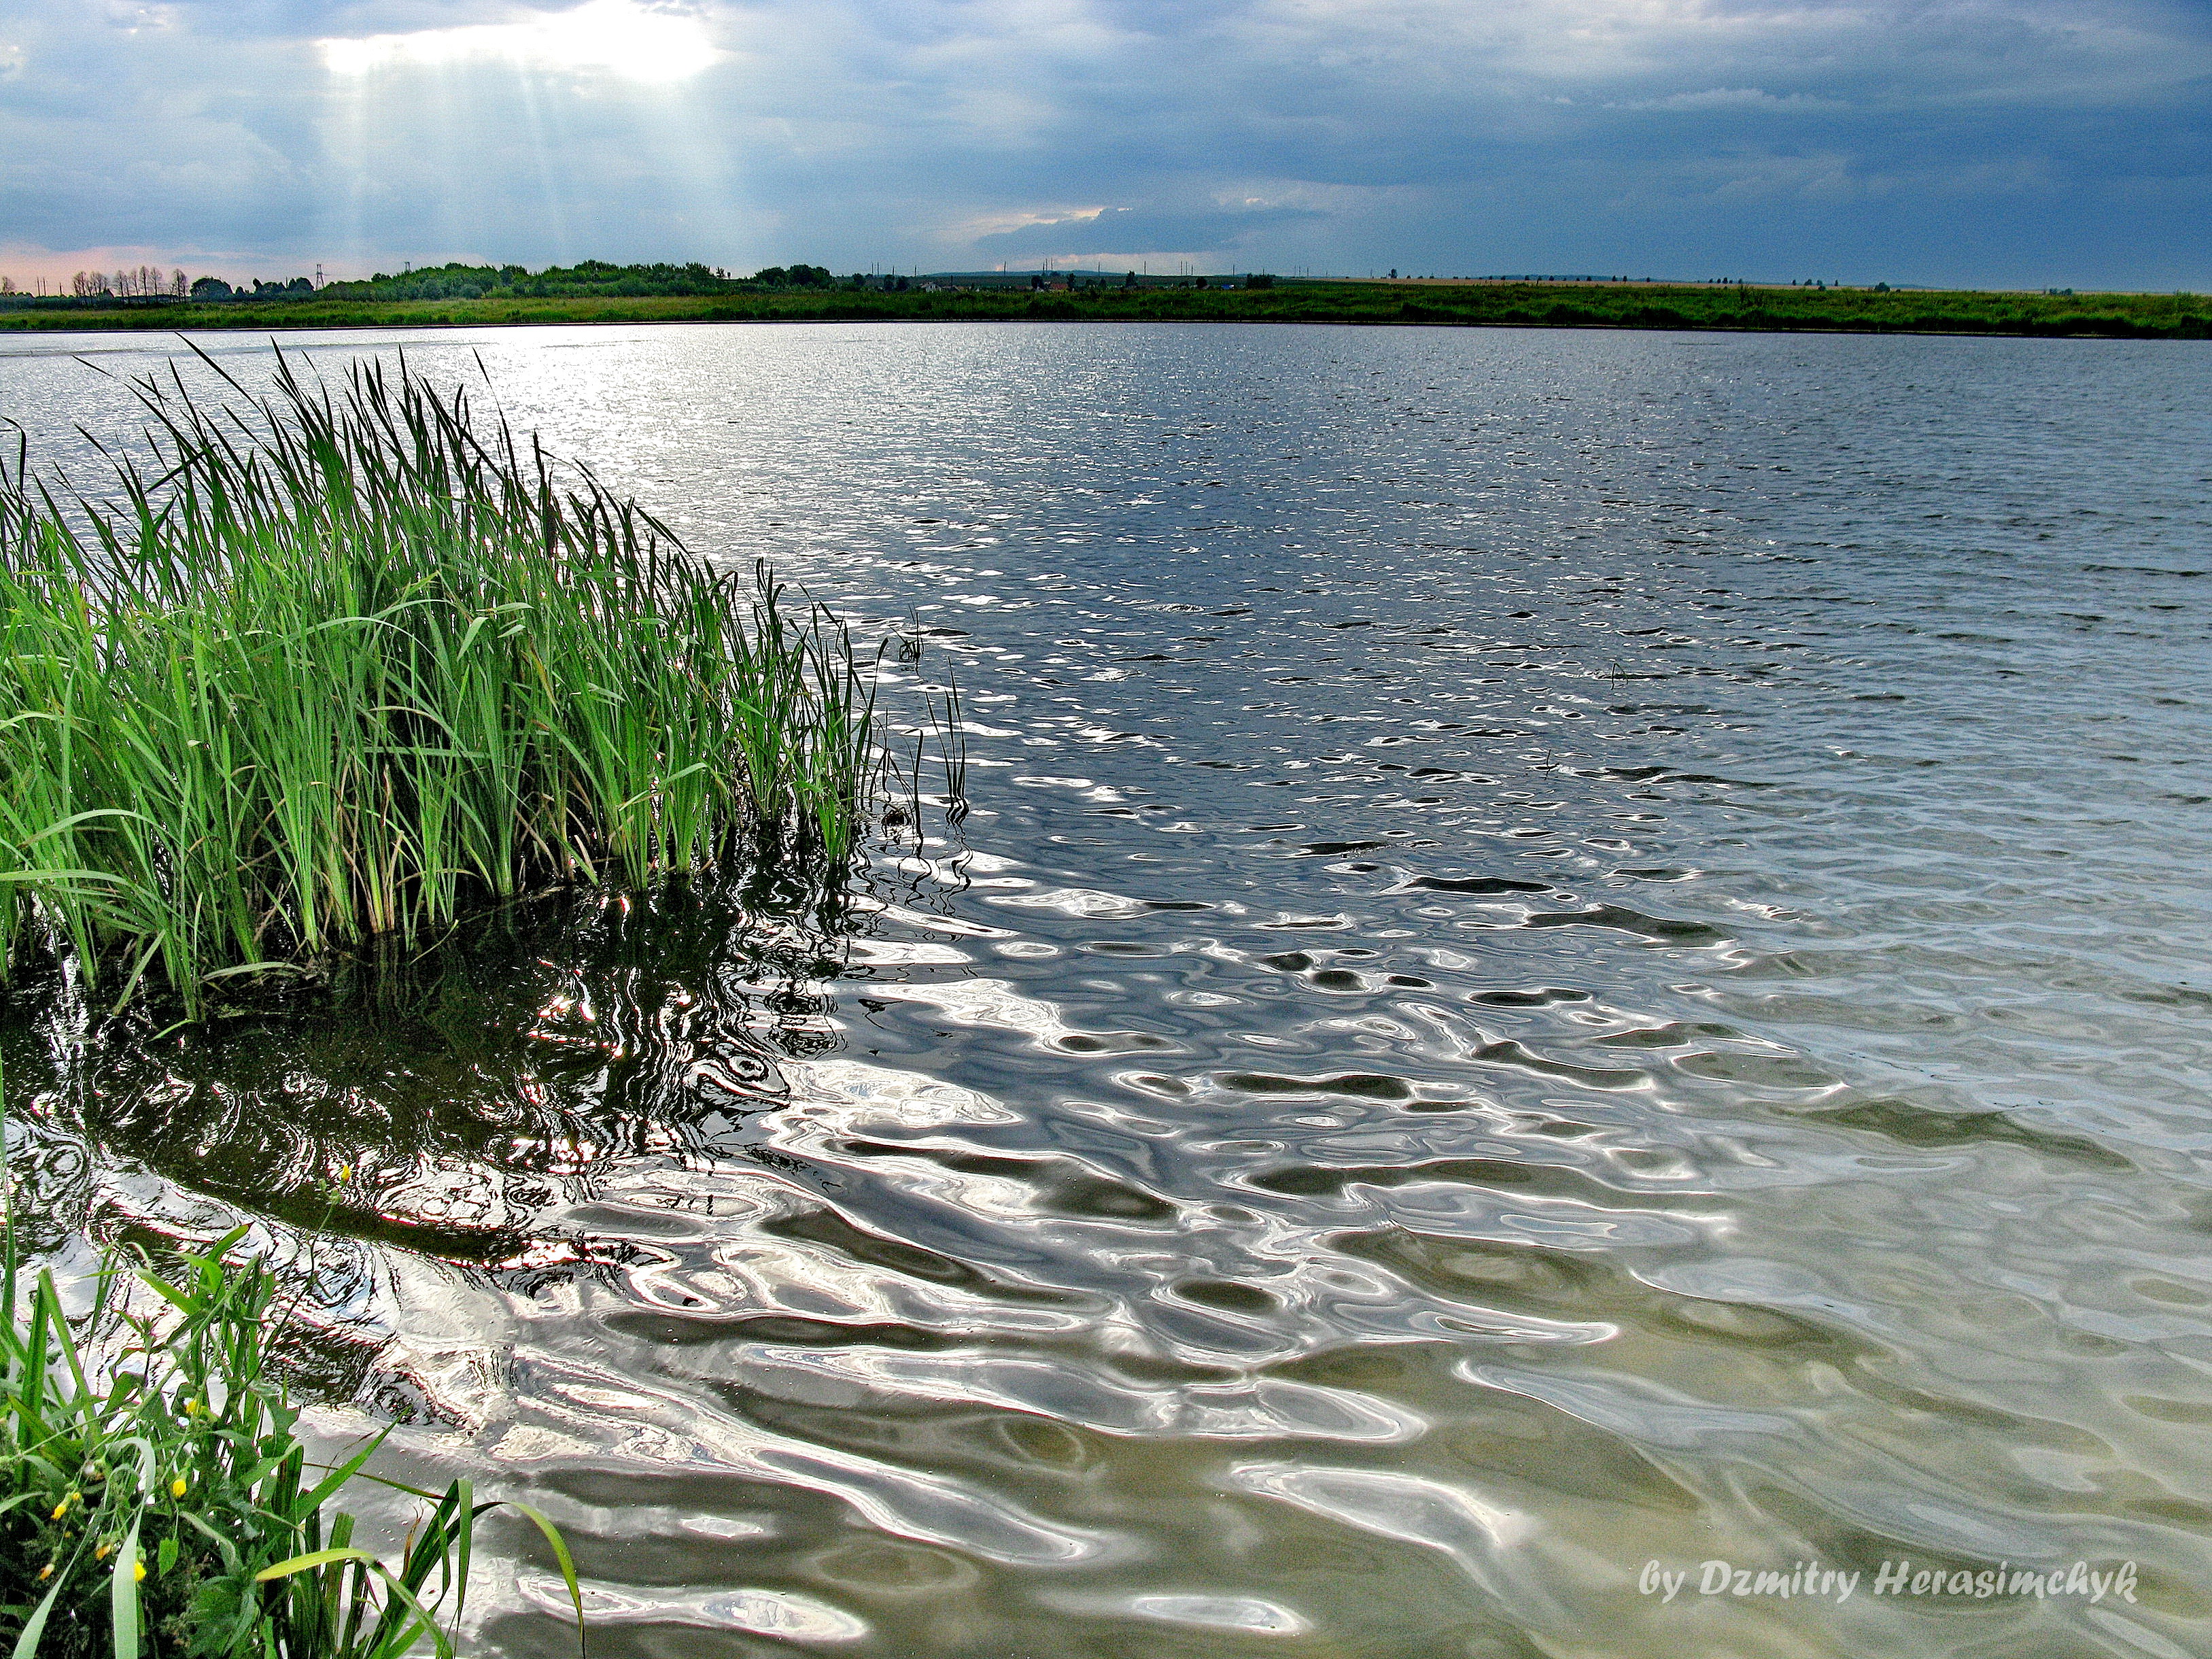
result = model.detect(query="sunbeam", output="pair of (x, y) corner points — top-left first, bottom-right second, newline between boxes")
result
(313, 0), (735, 265)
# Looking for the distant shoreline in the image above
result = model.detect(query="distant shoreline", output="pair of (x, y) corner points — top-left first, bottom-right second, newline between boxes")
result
(3, 281), (2205, 341)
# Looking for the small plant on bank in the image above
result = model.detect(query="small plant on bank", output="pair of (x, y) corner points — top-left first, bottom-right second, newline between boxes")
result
(0, 346), (884, 1016)
(0, 1207), (583, 1658)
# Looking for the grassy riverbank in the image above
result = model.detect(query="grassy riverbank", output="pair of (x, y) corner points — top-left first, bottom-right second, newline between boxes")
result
(3, 280), (2206, 339)
(0, 349), (882, 1016)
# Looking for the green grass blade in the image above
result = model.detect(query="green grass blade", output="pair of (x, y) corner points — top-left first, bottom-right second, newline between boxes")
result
(498, 1501), (589, 1657)
(109, 1520), (141, 1659)
(254, 1545), (381, 1581)
(298, 1427), (392, 1514)
(12, 1568), (71, 1659)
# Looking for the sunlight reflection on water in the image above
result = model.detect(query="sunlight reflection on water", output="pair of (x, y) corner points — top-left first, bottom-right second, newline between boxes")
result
(3, 322), (2208, 1657)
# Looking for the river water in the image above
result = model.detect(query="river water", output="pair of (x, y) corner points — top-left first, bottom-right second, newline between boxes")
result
(3, 321), (2209, 1658)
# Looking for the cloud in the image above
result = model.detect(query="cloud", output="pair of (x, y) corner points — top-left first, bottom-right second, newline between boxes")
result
(320, 0), (718, 84)
(1609, 87), (1849, 113)
(971, 205), (1328, 258)
(0, 0), (2205, 289)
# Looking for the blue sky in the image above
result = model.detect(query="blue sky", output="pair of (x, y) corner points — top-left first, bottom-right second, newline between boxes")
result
(1, 0), (2206, 290)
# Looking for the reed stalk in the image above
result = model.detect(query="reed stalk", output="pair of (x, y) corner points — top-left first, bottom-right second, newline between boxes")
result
(0, 347), (882, 1014)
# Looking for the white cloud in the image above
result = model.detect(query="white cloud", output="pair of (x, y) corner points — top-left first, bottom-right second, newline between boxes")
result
(321, 0), (719, 84)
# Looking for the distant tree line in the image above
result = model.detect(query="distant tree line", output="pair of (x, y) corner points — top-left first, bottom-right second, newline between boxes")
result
(94, 265), (188, 297)
(190, 277), (315, 300)
(52, 267), (188, 298)
(753, 265), (838, 290)
(3, 260), (887, 307)
(5, 260), (1261, 307)
(0, 266), (190, 302)
(11, 268), (2201, 344)
(315, 260), (845, 302)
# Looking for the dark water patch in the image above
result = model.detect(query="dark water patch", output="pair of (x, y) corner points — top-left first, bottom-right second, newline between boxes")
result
(1175, 1280), (1280, 1316)
(1470, 987), (1594, 1007)
(1300, 968), (1362, 991)
(1218, 1072), (1417, 1101)
(602, 1311), (961, 1352)
(1793, 1097), (2135, 1171)
(1592, 1020), (1750, 1048)
(1392, 874), (1555, 895)
(1466, 1040), (1652, 1089)
(1520, 904), (1729, 942)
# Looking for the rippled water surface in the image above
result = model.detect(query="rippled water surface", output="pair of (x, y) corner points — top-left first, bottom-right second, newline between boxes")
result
(4, 322), (2209, 1658)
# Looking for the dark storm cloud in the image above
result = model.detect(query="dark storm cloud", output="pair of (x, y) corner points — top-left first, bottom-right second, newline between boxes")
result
(0, 0), (2205, 288)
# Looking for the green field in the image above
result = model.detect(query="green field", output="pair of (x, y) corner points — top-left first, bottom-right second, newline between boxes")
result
(3, 280), (2206, 339)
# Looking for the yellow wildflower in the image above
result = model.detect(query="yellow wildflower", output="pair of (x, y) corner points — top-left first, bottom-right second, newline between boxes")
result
(134, 1562), (146, 1583)
(37, 1564), (53, 1581)
(172, 1477), (188, 1497)
(95, 1543), (111, 1560)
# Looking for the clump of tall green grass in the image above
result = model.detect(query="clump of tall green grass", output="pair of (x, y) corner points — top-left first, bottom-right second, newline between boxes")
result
(0, 348), (881, 1014)
(0, 1211), (583, 1658)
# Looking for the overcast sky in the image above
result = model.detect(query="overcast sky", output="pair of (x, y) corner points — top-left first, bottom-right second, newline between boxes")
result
(1, 0), (2205, 290)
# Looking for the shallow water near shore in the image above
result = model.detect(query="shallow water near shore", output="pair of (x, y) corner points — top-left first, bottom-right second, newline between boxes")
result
(3, 322), (2209, 1658)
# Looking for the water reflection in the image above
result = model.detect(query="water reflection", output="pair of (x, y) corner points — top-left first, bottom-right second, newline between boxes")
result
(11, 876), (856, 1259)
(2, 323), (2208, 1658)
